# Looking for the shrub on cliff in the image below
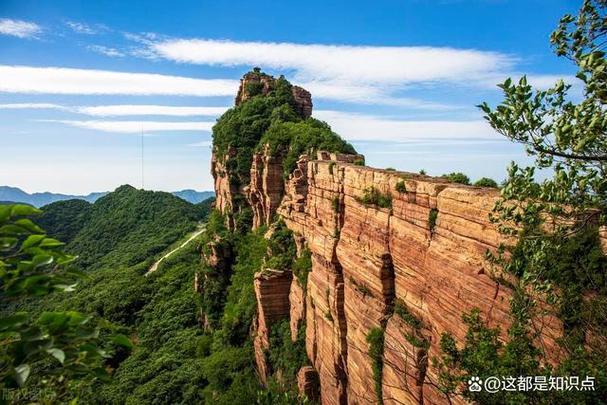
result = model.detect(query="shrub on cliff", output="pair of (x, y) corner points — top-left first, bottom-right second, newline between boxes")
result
(442, 172), (470, 185)
(357, 187), (392, 209)
(473, 177), (498, 188)
(260, 119), (356, 177)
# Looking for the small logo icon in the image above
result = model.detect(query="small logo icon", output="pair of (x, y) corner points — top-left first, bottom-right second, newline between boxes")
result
(468, 376), (483, 392)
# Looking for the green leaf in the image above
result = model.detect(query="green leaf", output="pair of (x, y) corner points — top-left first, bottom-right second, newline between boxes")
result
(0, 205), (10, 222)
(21, 234), (46, 249)
(39, 238), (65, 248)
(32, 254), (54, 268)
(0, 313), (29, 331)
(14, 364), (30, 386)
(47, 348), (66, 364)
(14, 218), (43, 234)
(111, 334), (134, 349)
(0, 236), (18, 250)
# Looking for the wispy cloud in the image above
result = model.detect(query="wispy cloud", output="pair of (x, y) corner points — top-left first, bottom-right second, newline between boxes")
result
(0, 103), (67, 110)
(141, 38), (516, 107)
(0, 18), (42, 39)
(0, 65), (238, 96)
(41, 120), (215, 133)
(314, 110), (497, 142)
(150, 39), (514, 85)
(65, 21), (99, 35)
(75, 105), (227, 116)
(87, 45), (125, 57)
(0, 103), (227, 116)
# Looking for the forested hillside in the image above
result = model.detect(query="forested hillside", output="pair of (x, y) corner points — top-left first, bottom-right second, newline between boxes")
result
(39, 185), (207, 269)
(4, 188), (216, 403)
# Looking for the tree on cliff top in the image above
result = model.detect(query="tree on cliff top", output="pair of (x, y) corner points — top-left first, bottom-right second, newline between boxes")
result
(438, 1), (607, 403)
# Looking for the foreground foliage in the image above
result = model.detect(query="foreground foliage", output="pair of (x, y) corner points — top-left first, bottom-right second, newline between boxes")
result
(438, 1), (607, 403)
(0, 204), (130, 403)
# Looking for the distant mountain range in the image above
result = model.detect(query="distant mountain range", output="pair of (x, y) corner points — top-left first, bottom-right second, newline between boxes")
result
(0, 186), (214, 207)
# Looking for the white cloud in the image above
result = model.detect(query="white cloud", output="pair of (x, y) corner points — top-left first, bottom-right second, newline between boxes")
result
(0, 103), (227, 117)
(42, 120), (215, 133)
(0, 103), (67, 110)
(65, 21), (98, 35)
(144, 38), (516, 107)
(151, 39), (514, 86)
(76, 105), (227, 117)
(87, 45), (125, 57)
(0, 19), (41, 38)
(314, 110), (498, 142)
(0, 65), (238, 96)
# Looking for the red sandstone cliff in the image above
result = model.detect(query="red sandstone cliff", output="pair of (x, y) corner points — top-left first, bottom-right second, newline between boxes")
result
(208, 75), (570, 404)
(215, 146), (565, 404)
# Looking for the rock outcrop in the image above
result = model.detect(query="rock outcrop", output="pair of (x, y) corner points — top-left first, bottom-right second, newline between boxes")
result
(235, 70), (312, 118)
(246, 145), (286, 229)
(253, 269), (293, 383)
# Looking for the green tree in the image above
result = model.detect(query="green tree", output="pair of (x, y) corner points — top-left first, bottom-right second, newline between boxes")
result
(437, 1), (607, 403)
(442, 172), (470, 185)
(0, 204), (130, 402)
(473, 177), (499, 188)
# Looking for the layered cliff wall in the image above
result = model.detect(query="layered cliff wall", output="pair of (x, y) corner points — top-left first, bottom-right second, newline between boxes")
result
(208, 72), (571, 404)
(213, 147), (563, 404)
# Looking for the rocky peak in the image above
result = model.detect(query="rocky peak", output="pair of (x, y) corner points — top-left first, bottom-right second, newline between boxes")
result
(234, 69), (313, 119)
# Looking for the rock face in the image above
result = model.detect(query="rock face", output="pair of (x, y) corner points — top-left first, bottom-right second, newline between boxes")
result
(211, 147), (240, 226)
(211, 140), (563, 403)
(210, 73), (565, 405)
(253, 269), (293, 383)
(246, 145), (286, 228)
(274, 155), (561, 404)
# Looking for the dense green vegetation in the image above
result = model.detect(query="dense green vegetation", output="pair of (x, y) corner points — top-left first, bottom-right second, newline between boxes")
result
(473, 177), (498, 188)
(212, 70), (354, 201)
(0, 204), (131, 403)
(37, 199), (91, 244)
(356, 187), (392, 209)
(260, 119), (355, 177)
(442, 172), (470, 185)
(40, 185), (204, 270)
(437, 1), (607, 403)
(0, 188), (220, 402)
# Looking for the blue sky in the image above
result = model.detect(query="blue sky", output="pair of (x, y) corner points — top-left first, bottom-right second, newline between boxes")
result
(0, 0), (580, 194)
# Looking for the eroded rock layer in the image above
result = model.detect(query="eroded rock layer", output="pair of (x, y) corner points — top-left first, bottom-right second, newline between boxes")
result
(272, 155), (562, 405)
(211, 141), (564, 403)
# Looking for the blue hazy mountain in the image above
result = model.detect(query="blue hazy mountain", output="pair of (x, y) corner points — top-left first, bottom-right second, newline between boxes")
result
(172, 189), (215, 204)
(0, 186), (214, 207)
